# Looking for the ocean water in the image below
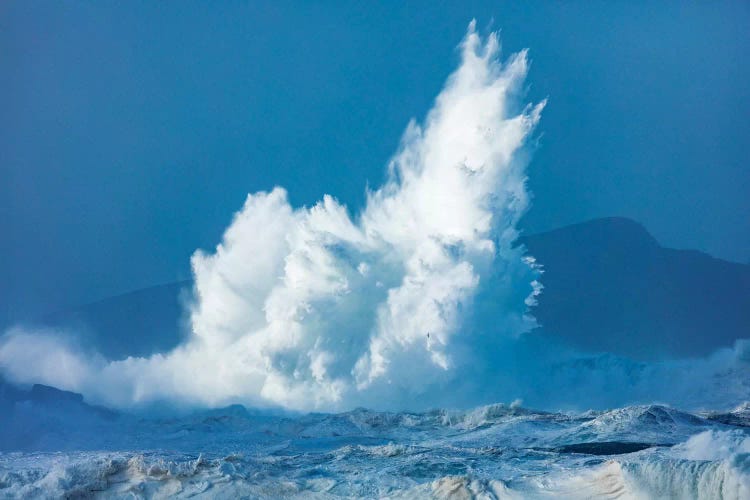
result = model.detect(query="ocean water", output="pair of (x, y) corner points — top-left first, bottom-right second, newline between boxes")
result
(2, 402), (749, 499)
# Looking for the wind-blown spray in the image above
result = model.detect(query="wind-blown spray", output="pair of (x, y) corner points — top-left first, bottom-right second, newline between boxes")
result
(0, 22), (544, 411)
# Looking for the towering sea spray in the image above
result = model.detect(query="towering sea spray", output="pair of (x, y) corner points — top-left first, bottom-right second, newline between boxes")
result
(0, 22), (544, 410)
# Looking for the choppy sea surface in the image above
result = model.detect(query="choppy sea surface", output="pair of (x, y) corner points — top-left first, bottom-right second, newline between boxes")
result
(2, 398), (750, 499)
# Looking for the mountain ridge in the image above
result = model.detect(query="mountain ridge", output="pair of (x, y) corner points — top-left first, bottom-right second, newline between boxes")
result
(520, 216), (750, 359)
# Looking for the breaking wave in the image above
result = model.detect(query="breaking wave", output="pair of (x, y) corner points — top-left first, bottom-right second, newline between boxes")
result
(0, 22), (544, 411)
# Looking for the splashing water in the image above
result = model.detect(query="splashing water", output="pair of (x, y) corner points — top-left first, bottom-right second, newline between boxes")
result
(0, 22), (544, 411)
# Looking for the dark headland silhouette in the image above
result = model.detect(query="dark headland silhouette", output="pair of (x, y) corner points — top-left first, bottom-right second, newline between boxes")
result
(521, 217), (750, 359)
(36, 217), (750, 361)
(42, 281), (191, 359)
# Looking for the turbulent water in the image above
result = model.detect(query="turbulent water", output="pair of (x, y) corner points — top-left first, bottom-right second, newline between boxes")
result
(2, 398), (750, 499)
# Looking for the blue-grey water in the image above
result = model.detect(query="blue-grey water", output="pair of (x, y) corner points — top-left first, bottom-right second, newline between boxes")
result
(2, 401), (749, 498)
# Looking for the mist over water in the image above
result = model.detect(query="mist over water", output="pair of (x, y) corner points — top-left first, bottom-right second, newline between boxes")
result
(0, 23), (545, 411)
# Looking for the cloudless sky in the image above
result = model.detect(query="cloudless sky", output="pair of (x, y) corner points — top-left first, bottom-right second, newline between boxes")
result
(2, 1), (748, 324)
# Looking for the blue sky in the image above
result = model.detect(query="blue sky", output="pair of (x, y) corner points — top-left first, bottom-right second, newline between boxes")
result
(2, 1), (748, 323)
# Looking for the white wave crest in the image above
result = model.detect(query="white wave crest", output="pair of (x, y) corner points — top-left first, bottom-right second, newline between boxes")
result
(0, 22), (543, 411)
